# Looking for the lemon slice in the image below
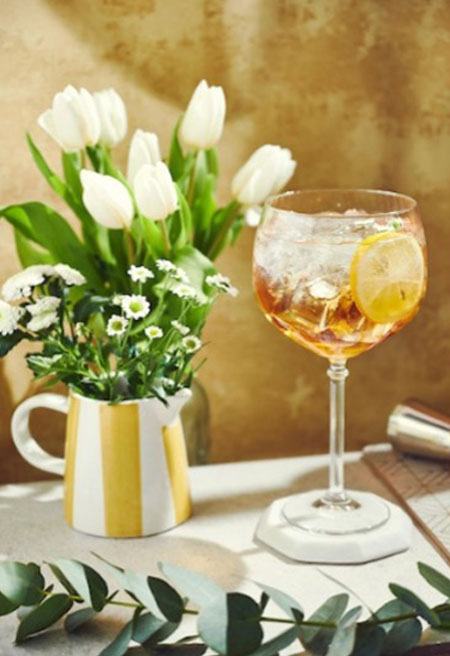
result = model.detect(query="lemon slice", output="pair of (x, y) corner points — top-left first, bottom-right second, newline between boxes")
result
(350, 232), (425, 323)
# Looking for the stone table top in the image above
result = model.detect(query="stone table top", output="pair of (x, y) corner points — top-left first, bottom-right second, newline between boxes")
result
(0, 451), (446, 654)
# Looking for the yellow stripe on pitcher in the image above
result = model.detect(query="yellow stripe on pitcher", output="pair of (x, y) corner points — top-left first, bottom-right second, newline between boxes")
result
(64, 395), (80, 526)
(100, 403), (142, 537)
(163, 420), (191, 524)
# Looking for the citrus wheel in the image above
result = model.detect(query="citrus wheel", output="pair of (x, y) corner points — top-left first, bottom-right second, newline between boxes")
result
(350, 231), (425, 323)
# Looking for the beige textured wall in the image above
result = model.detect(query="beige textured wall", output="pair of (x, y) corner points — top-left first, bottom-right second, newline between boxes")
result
(1, 0), (449, 482)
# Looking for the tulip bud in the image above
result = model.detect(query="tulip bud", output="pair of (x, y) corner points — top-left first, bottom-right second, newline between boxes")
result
(93, 88), (128, 148)
(179, 79), (226, 150)
(133, 162), (178, 221)
(231, 144), (296, 206)
(38, 85), (101, 153)
(80, 169), (134, 229)
(127, 130), (161, 184)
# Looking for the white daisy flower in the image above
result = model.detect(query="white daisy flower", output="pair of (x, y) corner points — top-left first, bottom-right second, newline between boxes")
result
(0, 300), (21, 336)
(145, 325), (163, 340)
(26, 296), (61, 316)
(161, 377), (175, 388)
(113, 294), (125, 306)
(128, 265), (154, 283)
(121, 295), (151, 320)
(27, 311), (59, 332)
(27, 354), (62, 368)
(205, 273), (238, 297)
(54, 264), (86, 286)
(173, 267), (189, 283)
(74, 322), (87, 338)
(182, 334), (202, 353)
(171, 320), (190, 336)
(107, 314), (129, 337)
(171, 284), (197, 299)
(156, 259), (177, 273)
(2, 265), (55, 301)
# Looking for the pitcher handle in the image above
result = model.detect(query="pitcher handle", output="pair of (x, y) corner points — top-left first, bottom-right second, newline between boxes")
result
(11, 394), (69, 476)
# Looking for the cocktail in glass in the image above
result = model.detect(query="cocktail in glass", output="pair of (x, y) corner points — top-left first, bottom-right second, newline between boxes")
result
(253, 189), (426, 543)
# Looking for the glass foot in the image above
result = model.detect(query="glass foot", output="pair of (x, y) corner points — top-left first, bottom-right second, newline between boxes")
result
(282, 489), (390, 535)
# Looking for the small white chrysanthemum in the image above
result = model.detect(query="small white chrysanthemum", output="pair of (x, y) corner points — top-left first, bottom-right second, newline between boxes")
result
(113, 294), (125, 306)
(145, 325), (163, 340)
(2, 265), (55, 301)
(128, 265), (155, 283)
(107, 314), (129, 337)
(156, 259), (177, 273)
(54, 264), (86, 286)
(27, 354), (63, 368)
(26, 296), (61, 316)
(173, 267), (189, 283)
(171, 320), (190, 336)
(121, 295), (151, 320)
(205, 273), (238, 297)
(0, 300), (21, 336)
(182, 335), (201, 353)
(27, 311), (59, 332)
(171, 284), (197, 300)
(74, 322), (85, 338)
(161, 377), (175, 389)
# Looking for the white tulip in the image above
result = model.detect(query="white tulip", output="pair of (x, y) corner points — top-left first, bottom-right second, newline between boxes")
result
(127, 130), (161, 183)
(38, 85), (101, 152)
(231, 144), (297, 205)
(80, 170), (134, 230)
(179, 79), (226, 150)
(133, 162), (178, 221)
(93, 88), (128, 148)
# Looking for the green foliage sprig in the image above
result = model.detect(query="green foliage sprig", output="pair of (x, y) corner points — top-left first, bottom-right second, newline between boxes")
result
(0, 554), (449, 655)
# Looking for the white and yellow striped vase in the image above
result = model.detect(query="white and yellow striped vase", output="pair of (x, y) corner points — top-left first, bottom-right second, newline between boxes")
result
(11, 390), (192, 537)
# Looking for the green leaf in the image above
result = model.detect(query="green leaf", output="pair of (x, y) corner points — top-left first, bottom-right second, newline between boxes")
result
(147, 645), (207, 656)
(0, 330), (25, 357)
(1, 204), (38, 241)
(243, 626), (301, 656)
(256, 582), (303, 620)
(132, 611), (166, 643)
(326, 606), (362, 656)
(0, 562), (45, 606)
(15, 593), (73, 642)
(48, 563), (80, 597)
(169, 119), (186, 181)
(62, 152), (83, 199)
(53, 559), (108, 611)
(300, 593), (349, 656)
(375, 599), (414, 632)
(73, 294), (111, 324)
(198, 592), (263, 656)
(92, 553), (128, 589)
(205, 147), (219, 177)
(124, 571), (183, 622)
(352, 623), (385, 656)
(381, 618), (422, 654)
(64, 606), (97, 632)
(14, 229), (55, 267)
(0, 590), (18, 616)
(418, 562), (450, 598)
(172, 245), (215, 302)
(100, 617), (135, 656)
(158, 562), (223, 608)
(389, 582), (439, 625)
(2, 202), (103, 289)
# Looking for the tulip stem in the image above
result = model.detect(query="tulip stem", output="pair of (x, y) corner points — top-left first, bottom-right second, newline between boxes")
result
(160, 221), (171, 256)
(186, 150), (200, 206)
(207, 201), (240, 260)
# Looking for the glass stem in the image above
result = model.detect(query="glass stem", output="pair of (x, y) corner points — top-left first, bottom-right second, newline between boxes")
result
(326, 360), (349, 504)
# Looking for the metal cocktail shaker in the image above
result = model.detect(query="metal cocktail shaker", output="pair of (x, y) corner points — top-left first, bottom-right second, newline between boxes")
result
(387, 398), (450, 460)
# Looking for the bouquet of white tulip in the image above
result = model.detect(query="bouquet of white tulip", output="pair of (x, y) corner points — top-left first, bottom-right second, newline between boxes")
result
(0, 79), (295, 400)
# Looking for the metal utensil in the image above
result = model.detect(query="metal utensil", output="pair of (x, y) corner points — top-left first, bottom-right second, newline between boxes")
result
(387, 398), (450, 460)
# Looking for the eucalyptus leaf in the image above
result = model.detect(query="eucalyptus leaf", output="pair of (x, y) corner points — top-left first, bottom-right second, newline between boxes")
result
(99, 612), (137, 656)
(300, 593), (349, 656)
(256, 581), (303, 620)
(65, 606), (97, 632)
(0, 562), (45, 606)
(326, 606), (362, 656)
(0, 590), (18, 616)
(158, 562), (224, 608)
(389, 583), (439, 626)
(198, 592), (263, 656)
(15, 593), (73, 642)
(418, 562), (450, 599)
(148, 645), (207, 656)
(352, 623), (385, 656)
(53, 558), (108, 611)
(132, 612), (166, 643)
(381, 617), (422, 655)
(244, 626), (302, 656)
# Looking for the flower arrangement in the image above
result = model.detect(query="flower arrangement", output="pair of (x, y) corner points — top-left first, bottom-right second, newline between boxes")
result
(0, 80), (296, 400)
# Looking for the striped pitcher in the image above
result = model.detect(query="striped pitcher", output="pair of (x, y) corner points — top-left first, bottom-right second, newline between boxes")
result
(11, 390), (192, 537)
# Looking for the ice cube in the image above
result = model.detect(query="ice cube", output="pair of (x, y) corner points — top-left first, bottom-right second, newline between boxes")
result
(307, 279), (339, 299)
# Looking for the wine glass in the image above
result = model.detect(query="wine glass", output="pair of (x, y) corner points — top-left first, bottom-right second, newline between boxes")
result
(253, 189), (427, 543)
